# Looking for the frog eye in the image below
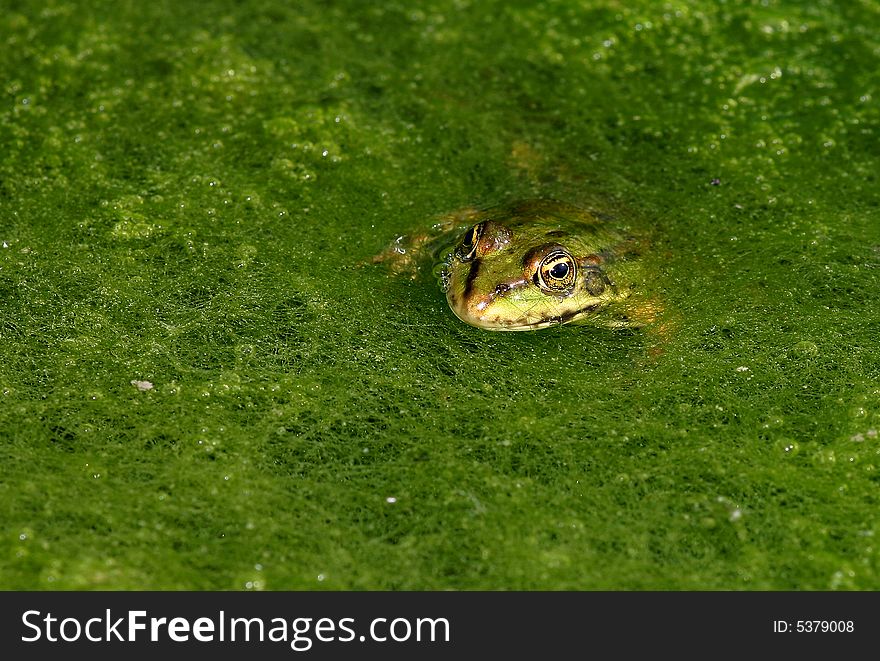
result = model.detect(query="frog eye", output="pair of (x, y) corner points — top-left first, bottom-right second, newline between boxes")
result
(456, 222), (485, 262)
(536, 249), (577, 294)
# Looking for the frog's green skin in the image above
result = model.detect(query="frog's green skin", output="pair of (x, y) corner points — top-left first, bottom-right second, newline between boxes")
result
(376, 199), (654, 331)
(433, 199), (649, 331)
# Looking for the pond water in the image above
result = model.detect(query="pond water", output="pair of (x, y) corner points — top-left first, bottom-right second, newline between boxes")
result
(1, 0), (878, 588)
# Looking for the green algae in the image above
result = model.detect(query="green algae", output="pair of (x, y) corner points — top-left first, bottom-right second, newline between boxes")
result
(1, 0), (879, 589)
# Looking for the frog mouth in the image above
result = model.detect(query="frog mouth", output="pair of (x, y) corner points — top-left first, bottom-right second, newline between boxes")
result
(451, 299), (601, 331)
(491, 304), (601, 331)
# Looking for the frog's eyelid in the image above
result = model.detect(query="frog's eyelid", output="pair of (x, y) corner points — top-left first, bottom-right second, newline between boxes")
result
(521, 243), (562, 269)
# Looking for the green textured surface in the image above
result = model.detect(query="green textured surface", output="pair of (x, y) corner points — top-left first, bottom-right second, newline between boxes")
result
(1, 0), (878, 589)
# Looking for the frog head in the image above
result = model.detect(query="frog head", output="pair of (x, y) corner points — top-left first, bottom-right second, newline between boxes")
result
(441, 210), (635, 331)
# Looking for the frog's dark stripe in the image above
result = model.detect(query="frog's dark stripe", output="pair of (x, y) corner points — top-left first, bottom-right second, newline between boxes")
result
(555, 303), (600, 325)
(463, 257), (482, 299)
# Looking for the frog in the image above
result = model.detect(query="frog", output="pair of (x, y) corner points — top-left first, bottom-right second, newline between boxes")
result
(374, 198), (660, 332)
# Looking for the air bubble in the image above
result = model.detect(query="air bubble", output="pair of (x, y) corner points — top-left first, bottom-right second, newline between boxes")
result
(792, 341), (819, 357)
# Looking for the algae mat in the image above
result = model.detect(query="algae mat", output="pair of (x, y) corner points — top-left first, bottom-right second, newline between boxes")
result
(1, 0), (878, 589)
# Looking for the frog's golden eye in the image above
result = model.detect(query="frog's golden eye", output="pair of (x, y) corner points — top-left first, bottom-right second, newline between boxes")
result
(536, 249), (577, 294)
(456, 222), (485, 263)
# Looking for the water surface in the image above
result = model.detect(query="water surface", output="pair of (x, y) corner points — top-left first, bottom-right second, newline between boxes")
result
(1, 0), (878, 589)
